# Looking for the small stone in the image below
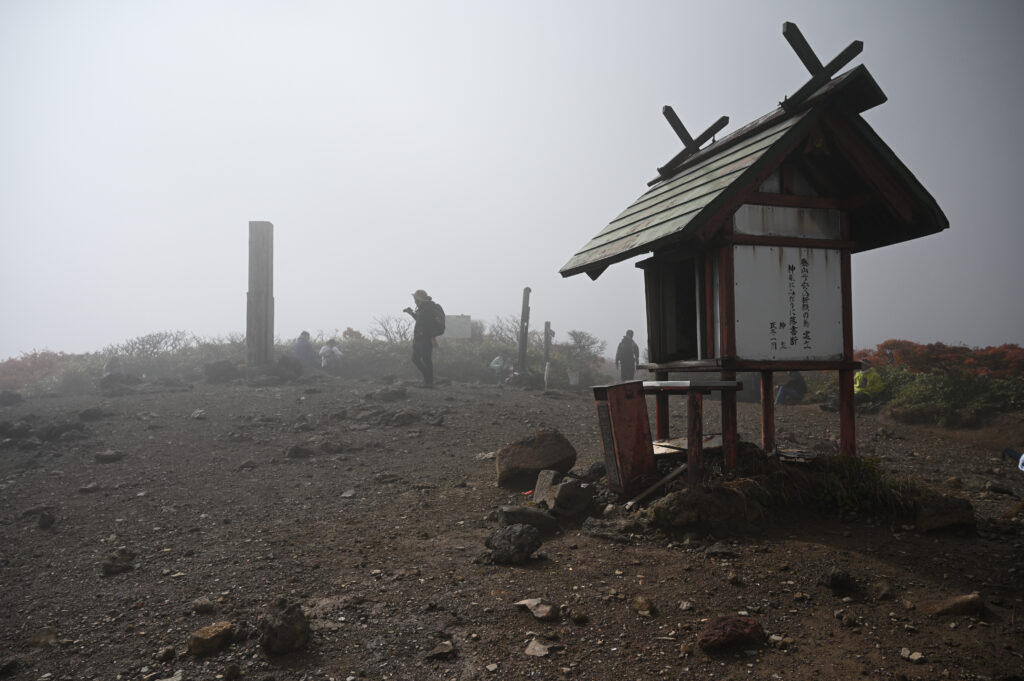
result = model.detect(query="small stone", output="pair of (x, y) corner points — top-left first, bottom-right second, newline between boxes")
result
(425, 640), (456, 660)
(95, 449), (125, 463)
(629, 595), (656, 617)
(524, 639), (552, 657)
(515, 598), (559, 621)
(154, 645), (176, 662)
(187, 621), (234, 656)
(485, 663), (499, 672)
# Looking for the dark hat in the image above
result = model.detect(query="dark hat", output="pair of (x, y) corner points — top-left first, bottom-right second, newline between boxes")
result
(412, 289), (430, 301)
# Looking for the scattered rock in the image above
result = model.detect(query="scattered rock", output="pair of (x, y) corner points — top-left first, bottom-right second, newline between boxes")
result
(425, 640), (456, 660)
(533, 469), (595, 517)
(154, 645), (176, 662)
(818, 567), (860, 596)
(580, 516), (646, 543)
(485, 524), (542, 565)
(494, 505), (560, 537)
(985, 481), (1014, 496)
(915, 494), (976, 533)
(705, 542), (739, 558)
(190, 596), (217, 614)
(257, 598), (310, 655)
(155, 671), (183, 681)
(870, 581), (895, 601)
(920, 592), (991, 619)
(187, 621), (234, 656)
(495, 429), (577, 489)
(285, 445), (316, 459)
(78, 482), (101, 494)
(515, 598), (559, 621)
(95, 449), (125, 463)
(524, 639), (554, 657)
(629, 595), (657, 617)
(101, 547), (136, 576)
(696, 616), (766, 652)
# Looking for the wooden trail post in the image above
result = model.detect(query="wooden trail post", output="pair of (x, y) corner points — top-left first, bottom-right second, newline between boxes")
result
(517, 287), (531, 373)
(543, 322), (553, 364)
(246, 221), (274, 368)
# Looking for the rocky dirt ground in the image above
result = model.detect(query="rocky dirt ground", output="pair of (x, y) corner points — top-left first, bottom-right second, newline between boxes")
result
(1, 374), (1023, 681)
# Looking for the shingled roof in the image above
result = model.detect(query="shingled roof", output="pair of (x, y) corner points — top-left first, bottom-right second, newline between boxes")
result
(560, 65), (948, 280)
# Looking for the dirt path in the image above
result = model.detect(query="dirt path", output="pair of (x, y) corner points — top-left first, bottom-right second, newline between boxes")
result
(1, 377), (1022, 680)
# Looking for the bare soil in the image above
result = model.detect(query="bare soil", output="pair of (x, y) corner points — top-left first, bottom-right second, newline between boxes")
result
(1, 376), (1023, 681)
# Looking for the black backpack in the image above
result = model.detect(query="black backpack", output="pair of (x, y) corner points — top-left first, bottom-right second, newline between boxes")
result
(430, 302), (446, 336)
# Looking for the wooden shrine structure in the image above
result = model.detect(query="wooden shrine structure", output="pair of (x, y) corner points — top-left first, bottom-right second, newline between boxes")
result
(561, 24), (948, 474)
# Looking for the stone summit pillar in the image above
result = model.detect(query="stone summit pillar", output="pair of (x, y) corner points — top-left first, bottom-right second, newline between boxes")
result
(246, 221), (274, 367)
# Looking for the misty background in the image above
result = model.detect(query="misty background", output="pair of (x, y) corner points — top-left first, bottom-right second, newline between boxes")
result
(2, 0), (1022, 362)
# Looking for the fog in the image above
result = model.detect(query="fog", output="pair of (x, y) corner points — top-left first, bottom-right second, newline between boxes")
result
(2, 0), (1022, 362)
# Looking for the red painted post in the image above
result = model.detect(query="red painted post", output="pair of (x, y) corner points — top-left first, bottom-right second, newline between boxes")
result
(760, 370), (776, 453)
(687, 391), (704, 487)
(721, 371), (738, 469)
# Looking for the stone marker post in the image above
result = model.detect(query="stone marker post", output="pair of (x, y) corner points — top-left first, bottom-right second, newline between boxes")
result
(246, 221), (274, 367)
(517, 287), (531, 374)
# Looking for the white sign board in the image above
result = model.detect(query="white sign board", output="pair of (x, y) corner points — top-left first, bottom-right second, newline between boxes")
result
(444, 315), (473, 340)
(733, 245), (843, 361)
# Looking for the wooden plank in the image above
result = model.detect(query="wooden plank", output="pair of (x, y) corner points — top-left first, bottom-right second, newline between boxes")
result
(727, 234), (855, 250)
(745, 192), (842, 210)
(783, 22), (823, 75)
(604, 382), (659, 496)
(760, 370), (776, 453)
(657, 116), (731, 178)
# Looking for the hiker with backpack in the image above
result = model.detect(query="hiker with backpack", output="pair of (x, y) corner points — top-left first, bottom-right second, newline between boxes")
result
(403, 289), (445, 387)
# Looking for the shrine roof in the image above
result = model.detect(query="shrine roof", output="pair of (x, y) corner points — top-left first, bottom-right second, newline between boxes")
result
(559, 65), (947, 279)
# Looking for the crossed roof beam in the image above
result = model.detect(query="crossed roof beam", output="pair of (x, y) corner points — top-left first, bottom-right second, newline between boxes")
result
(649, 22), (862, 186)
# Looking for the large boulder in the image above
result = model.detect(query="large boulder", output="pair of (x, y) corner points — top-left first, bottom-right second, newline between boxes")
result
(495, 430), (576, 489)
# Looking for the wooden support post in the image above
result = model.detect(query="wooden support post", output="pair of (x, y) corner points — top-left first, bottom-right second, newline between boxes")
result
(517, 287), (531, 374)
(655, 370), (670, 440)
(687, 391), (704, 487)
(721, 370), (738, 469)
(543, 322), (552, 365)
(760, 370), (776, 453)
(839, 369), (856, 456)
(246, 221), (274, 368)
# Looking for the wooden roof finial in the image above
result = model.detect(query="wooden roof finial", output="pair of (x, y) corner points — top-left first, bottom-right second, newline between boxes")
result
(649, 107), (729, 186)
(780, 22), (863, 112)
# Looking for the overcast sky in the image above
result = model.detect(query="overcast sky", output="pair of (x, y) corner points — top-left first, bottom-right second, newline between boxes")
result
(2, 0), (1022, 362)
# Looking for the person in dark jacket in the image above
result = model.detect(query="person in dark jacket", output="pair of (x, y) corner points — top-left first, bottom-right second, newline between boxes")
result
(615, 330), (640, 381)
(775, 371), (807, 405)
(292, 331), (318, 370)
(403, 289), (443, 386)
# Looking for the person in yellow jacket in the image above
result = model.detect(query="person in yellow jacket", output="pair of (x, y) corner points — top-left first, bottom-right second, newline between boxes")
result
(854, 359), (883, 405)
